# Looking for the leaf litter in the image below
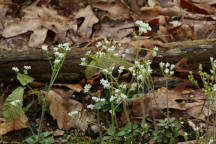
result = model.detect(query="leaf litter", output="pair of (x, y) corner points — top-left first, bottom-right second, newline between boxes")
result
(1, 0), (216, 142)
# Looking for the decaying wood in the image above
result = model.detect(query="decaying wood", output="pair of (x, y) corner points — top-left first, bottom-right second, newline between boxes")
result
(0, 38), (216, 82)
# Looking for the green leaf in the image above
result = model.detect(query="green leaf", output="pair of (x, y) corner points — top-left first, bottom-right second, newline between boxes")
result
(97, 54), (131, 69)
(17, 73), (34, 86)
(108, 124), (116, 136)
(85, 61), (97, 79)
(2, 87), (24, 122)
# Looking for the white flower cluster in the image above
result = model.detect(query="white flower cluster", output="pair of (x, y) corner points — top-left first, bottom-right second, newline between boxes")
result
(109, 88), (128, 102)
(102, 67), (114, 75)
(92, 96), (106, 102)
(160, 62), (175, 76)
(42, 43), (71, 64)
(152, 46), (159, 57)
(100, 78), (111, 89)
(128, 60), (152, 82)
(118, 66), (125, 74)
(12, 67), (19, 72)
(135, 20), (152, 34)
(42, 45), (48, 51)
(87, 104), (94, 110)
(210, 57), (216, 75)
(10, 99), (21, 106)
(84, 84), (92, 93)
(68, 110), (79, 117)
(80, 58), (87, 66)
(24, 66), (31, 70)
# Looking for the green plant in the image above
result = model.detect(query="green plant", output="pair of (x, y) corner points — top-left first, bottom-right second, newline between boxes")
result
(188, 57), (216, 143)
(24, 131), (55, 144)
(159, 62), (175, 120)
(152, 118), (180, 144)
(2, 43), (70, 143)
(79, 20), (161, 143)
(3, 66), (33, 122)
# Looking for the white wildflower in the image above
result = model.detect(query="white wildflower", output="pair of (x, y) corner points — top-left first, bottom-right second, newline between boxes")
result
(63, 43), (69, 48)
(107, 46), (115, 52)
(64, 46), (71, 51)
(110, 95), (116, 102)
(53, 47), (58, 52)
(122, 54), (126, 58)
(115, 89), (120, 93)
(80, 58), (87, 66)
(165, 62), (170, 67)
(42, 45), (48, 51)
(12, 67), (19, 72)
(170, 64), (175, 70)
(104, 38), (109, 45)
(120, 93), (127, 99)
(102, 69), (109, 74)
(100, 78), (111, 89)
(119, 84), (127, 89)
(96, 42), (102, 48)
(131, 83), (137, 89)
(84, 84), (92, 93)
(170, 71), (174, 76)
(213, 84), (216, 91)
(164, 68), (169, 74)
(24, 66), (31, 70)
(58, 53), (65, 59)
(102, 45), (107, 50)
(128, 67), (134, 72)
(54, 59), (61, 64)
(159, 62), (165, 69)
(96, 51), (105, 57)
(152, 51), (157, 57)
(118, 66), (125, 74)
(125, 49), (129, 54)
(135, 20), (152, 34)
(154, 46), (159, 51)
(68, 111), (79, 117)
(85, 51), (91, 55)
(87, 104), (94, 110)
(58, 43), (63, 48)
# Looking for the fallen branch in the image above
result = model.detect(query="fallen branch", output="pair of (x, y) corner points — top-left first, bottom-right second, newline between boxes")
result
(0, 38), (216, 82)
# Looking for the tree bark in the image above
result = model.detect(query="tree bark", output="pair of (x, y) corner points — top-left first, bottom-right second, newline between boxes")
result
(1, 38), (216, 82)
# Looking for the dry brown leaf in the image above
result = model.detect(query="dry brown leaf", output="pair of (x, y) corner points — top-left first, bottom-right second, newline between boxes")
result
(75, 6), (99, 38)
(0, 0), (11, 18)
(0, 111), (28, 138)
(54, 83), (83, 93)
(2, 5), (77, 47)
(182, 19), (216, 39)
(92, 1), (130, 20)
(46, 89), (95, 131)
(52, 129), (65, 136)
(94, 21), (134, 40)
(181, 0), (216, 15)
(132, 87), (186, 119)
(192, 0), (216, 5)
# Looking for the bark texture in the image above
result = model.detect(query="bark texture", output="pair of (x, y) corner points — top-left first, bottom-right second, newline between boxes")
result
(1, 38), (216, 82)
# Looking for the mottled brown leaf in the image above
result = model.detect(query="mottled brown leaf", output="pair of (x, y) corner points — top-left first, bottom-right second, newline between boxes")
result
(75, 6), (99, 38)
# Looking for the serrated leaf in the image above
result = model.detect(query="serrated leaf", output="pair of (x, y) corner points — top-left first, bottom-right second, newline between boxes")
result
(85, 61), (97, 79)
(17, 73), (34, 86)
(2, 87), (24, 122)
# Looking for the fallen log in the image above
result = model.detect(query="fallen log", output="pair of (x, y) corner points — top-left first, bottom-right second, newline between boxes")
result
(0, 38), (216, 82)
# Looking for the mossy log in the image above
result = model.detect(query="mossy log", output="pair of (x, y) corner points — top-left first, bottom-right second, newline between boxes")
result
(0, 38), (216, 82)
